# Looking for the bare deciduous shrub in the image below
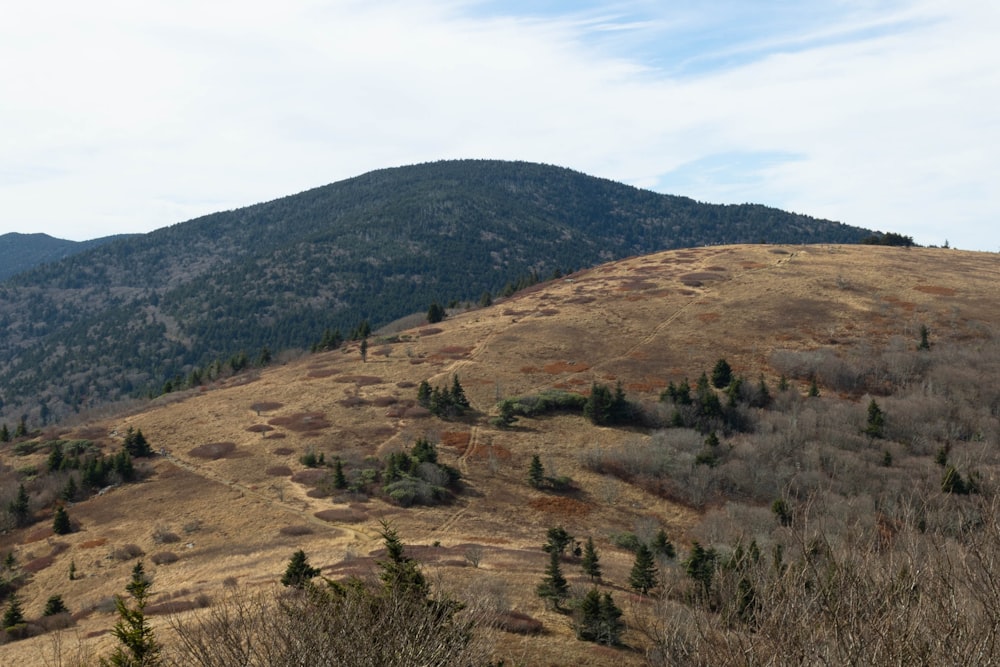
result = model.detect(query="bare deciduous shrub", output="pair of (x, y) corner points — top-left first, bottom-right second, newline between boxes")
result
(110, 544), (144, 561)
(153, 526), (181, 544)
(151, 552), (179, 565)
(278, 525), (314, 537)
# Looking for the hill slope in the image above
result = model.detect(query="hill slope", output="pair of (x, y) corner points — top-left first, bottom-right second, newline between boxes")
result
(1, 244), (998, 665)
(0, 160), (873, 423)
(0, 233), (127, 281)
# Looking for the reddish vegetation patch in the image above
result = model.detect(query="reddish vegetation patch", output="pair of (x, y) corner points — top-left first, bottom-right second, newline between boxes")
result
(543, 360), (590, 374)
(268, 412), (331, 432)
(24, 526), (54, 543)
(440, 431), (471, 451)
(307, 369), (339, 379)
(915, 285), (957, 296)
(617, 280), (658, 292)
(528, 496), (593, 517)
(314, 508), (367, 523)
(704, 266), (728, 272)
(565, 295), (596, 305)
(625, 295), (644, 302)
(337, 375), (382, 387)
(741, 262), (767, 269)
(24, 554), (56, 573)
(501, 309), (532, 317)
(404, 406), (431, 418)
(697, 312), (721, 323)
(396, 381), (416, 388)
(520, 366), (540, 374)
(79, 538), (108, 549)
(265, 433), (288, 440)
(883, 297), (916, 312)
(74, 426), (108, 440)
(371, 396), (398, 407)
(266, 466), (293, 477)
(250, 401), (284, 413)
(247, 424), (274, 434)
(538, 308), (561, 316)
(291, 469), (328, 485)
(338, 396), (370, 408)
(189, 442), (237, 460)
(470, 443), (512, 461)
(627, 381), (663, 393)
(419, 327), (443, 336)
(496, 610), (544, 635)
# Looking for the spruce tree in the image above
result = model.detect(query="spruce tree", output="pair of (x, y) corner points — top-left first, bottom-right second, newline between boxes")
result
(102, 561), (160, 666)
(528, 454), (545, 488)
(8, 483), (30, 528)
(629, 543), (658, 595)
(543, 526), (574, 557)
(651, 529), (676, 559)
(2, 592), (24, 630)
(0, 423), (8, 442)
(864, 399), (885, 439)
(53, 505), (72, 535)
(450, 375), (470, 410)
(332, 458), (347, 489)
(598, 593), (625, 645)
(43, 594), (69, 617)
(536, 548), (569, 609)
(281, 550), (320, 589)
(711, 358), (733, 389)
(14, 416), (27, 438)
(377, 522), (427, 598)
(581, 536), (602, 582)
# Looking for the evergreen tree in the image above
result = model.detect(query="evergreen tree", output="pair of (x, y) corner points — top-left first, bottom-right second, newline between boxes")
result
(281, 550), (320, 589)
(360, 338), (368, 362)
(416, 380), (432, 407)
(450, 375), (470, 410)
(14, 416), (27, 438)
(426, 302), (446, 324)
(69, 560), (77, 580)
(48, 441), (64, 472)
(2, 592), (24, 630)
(629, 543), (658, 595)
(536, 548), (569, 609)
(478, 291), (493, 308)
(332, 458), (347, 489)
(8, 483), (30, 528)
(598, 592), (625, 645)
(685, 541), (718, 598)
(864, 399), (886, 439)
(808, 377), (820, 397)
(543, 526), (574, 557)
(0, 423), (8, 442)
(123, 427), (153, 458)
(918, 324), (931, 350)
(584, 382), (613, 425)
(528, 454), (545, 488)
(102, 561), (160, 666)
(711, 358), (733, 389)
(376, 522), (427, 598)
(53, 505), (72, 535)
(43, 594), (69, 616)
(651, 529), (676, 559)
(581, 536), (602, 582)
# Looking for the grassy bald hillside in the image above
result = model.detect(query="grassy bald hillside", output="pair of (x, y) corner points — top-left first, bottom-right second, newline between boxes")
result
(1, 244), (997, 665)
(0, 160), (872, 425)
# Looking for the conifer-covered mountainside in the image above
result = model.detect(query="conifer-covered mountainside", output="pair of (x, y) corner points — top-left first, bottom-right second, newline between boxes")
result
(0, 160), (873, 422)
(0, 233), (127, 281)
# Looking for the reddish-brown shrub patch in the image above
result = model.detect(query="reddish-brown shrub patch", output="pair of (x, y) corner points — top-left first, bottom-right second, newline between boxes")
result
(314, 508), (367, 523)
(189, 442), (237, 460)
(542, 361), (590, 374)
(279, 525), (314, 536)
(538, 308), (560, 316)
(495, 610), (544, 635)
(338, 396), (370, 408)
(914, 285), (957, 296)
(528, 496), (592, 517)
(266, 466), (293, 477)
(250, 401), (284, 413)
(371, 396), (398, 407)
(268, 412), (331, 432)
(23, 554), (55, 573)
(79, 538), (107, 549)
(265, 432), (288, 440)
(247, 424), (275, 434)
(418, 327), (443, 336)
(271, 447), (294, 456)
(697, 312), (721, 323)
(440, 431), (471, 449)
(307, 369), (338, 379)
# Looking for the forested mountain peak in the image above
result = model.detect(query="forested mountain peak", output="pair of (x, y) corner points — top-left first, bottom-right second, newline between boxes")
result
(0, 160), (874, 423)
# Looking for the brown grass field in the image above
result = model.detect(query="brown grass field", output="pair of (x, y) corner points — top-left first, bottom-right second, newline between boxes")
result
(1, 243), (999, 665)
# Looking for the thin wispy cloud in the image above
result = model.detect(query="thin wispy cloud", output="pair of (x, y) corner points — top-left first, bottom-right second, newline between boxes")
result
(0, 0), (996, 250)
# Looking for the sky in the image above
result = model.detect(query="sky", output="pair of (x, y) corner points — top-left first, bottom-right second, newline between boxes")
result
(2, 1), (998, 251)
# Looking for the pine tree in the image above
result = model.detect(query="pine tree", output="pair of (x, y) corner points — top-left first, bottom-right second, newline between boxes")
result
(629, 543), (658, 595)
(598, 593), (625, 645)
(102, 561), (160, 666)
(808, 377), (820, 397)
(685, 541), (718, 598)
(536, 548), (569, 609)
(14, 416), (27, 438)
(575, 587), (602, 641)
(0, 423), (7, 442)
(918, 324), (931, 350)
(528, 454), (545, 488)
(426, 302), (446, 324)
(543, 526), (574, 557)
(581, 536), (602, 581)
(360, 338), (368, 362)
(281, 550), (320, 589)
(450, 375), (470, 410)
(53, 505), (72, 535)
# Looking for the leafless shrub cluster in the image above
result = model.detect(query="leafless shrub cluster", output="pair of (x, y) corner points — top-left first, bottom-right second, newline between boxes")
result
(167, 581), (494, 667)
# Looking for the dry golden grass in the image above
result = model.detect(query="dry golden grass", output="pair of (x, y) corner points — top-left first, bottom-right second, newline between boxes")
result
(2, 244), (999, 664)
